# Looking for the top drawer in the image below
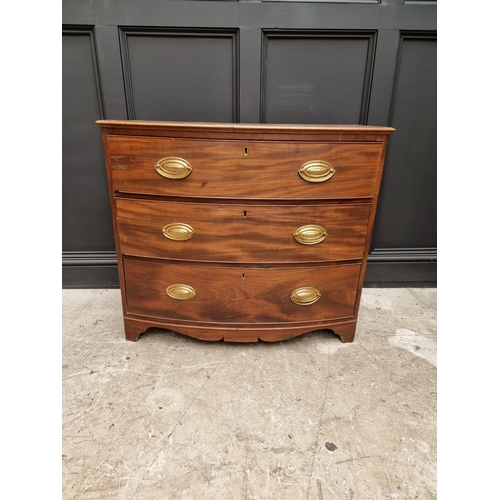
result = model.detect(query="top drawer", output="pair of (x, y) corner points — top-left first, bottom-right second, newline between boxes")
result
(106, 136), (383, 200)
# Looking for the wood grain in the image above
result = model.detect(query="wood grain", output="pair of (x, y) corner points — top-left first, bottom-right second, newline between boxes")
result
(107, 136), (382, 199)
(97, 120), (395, 143)
(123, 259), (360, 324)
(123, 316), (358, 343)
(116, 199), (371, 263)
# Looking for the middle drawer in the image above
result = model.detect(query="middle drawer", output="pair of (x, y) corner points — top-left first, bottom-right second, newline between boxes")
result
(116, 199), (371, 263)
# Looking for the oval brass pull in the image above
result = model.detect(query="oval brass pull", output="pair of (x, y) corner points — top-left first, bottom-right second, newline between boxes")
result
(165, 284), (197, 301)
(298, 160), (335, 183)
(154, 157), (192, 179)
(162, 223), (195, 241)
(294, 225), (328, 245)
(290, 286), (321, 306)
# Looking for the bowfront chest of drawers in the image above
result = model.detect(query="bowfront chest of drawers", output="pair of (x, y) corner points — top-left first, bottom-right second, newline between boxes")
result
(97, 120), (394, 343)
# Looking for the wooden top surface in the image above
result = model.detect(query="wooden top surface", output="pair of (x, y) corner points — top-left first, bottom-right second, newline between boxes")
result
(96, 120), (395, 135)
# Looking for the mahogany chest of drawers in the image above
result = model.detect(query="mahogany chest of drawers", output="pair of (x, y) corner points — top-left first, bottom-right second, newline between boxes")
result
(97, 120), (394, 343)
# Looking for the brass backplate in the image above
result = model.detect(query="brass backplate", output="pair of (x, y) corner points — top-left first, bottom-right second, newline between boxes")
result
(165, 284), (197, 301)
(298, 160), (335, 183)
(290, 286), (321, 306)
(293, 224), (328, 245)
(162, 223), (195, 241)
(155, 157), (192, 179)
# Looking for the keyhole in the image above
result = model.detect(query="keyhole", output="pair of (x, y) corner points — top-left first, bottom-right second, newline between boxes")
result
(243, 210), (247, 217)
(244, 147), (248, 156)
(242, 273), (246, 279)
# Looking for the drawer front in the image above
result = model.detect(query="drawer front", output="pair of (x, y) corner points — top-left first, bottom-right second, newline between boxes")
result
(107, 136), (382, 199)
(123, 259), (360, 323)
(116, 199), (371, 263)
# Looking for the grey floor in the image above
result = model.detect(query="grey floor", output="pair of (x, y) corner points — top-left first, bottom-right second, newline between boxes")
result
(62, 288), (437, 500)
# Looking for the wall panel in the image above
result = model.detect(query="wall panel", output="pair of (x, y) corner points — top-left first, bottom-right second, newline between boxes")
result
(262, 31), (376, 124)
(121, 28), (239, 122)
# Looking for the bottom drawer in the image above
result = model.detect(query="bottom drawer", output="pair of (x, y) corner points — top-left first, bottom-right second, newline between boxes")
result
(123, 259), (360, 324)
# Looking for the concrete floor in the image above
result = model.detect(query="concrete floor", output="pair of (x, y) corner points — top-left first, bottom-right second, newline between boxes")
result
(62, 288), (437, 500)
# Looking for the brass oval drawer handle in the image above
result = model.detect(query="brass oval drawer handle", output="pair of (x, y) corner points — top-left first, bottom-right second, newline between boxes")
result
(298, 160), (335, 183)
(293, 224), (328, 245)
(162, 223), (195, 241)
(165, 284), (197, 301)
(290, 286), (321, 306)
(154, 157), (192, 179)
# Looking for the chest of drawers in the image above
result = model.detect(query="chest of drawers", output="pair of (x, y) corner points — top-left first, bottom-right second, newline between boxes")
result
(97, 121), (394, 343)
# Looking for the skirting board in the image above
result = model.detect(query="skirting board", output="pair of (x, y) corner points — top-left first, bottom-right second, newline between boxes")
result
(62, 250), (436, 288)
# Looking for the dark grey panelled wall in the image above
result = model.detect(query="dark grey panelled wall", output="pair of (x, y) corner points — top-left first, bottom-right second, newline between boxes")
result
(262, 31), (376, 124)
(122, 29), (239, 122)
(62, 0), (436, 288)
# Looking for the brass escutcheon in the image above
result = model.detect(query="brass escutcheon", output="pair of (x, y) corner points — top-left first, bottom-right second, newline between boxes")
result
(290, 286), (321, 306)
(162, 223), (195, 241)
(165, 284), (197, 301)
(154, 157), (192, 179)
(298, 160), (335, 183)
(293, 224), (328, 245)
